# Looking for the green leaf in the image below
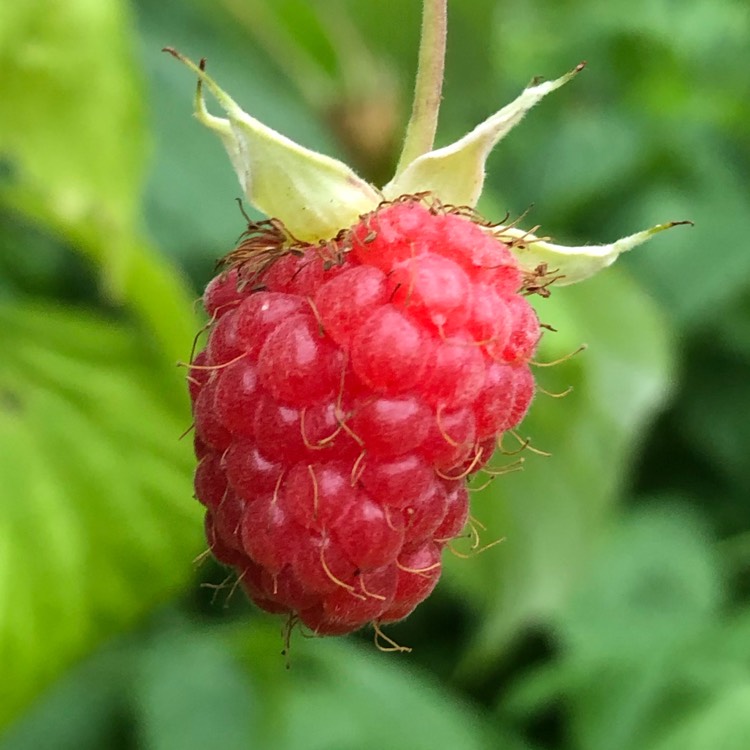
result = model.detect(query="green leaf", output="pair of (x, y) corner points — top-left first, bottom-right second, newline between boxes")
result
(449, 266), (674, 675)
(0, 0), (198, 365)
(647, 685), (750, 750)
(0, 0), (144, 292)
(133, 624), (260, 750)
(559, 504), (722, 660)
(622, 135), (750, 327)
(501, 504), (725, 750)
(0, 0), (145, 224)
(0, 644), (131, 750)
(234, 623), (528, 750)
(679, 350), (750, 494)
(0, 302), (200, 729)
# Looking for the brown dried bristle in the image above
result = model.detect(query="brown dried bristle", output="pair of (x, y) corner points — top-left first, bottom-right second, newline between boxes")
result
(218, 217), (302, 288)
(521, 262), (566, 298)
(218, 193), (541, 291)
(219, 216), (355, 288)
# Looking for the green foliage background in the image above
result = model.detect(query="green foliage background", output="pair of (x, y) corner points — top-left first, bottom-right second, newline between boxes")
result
(1, 0), (749, 747)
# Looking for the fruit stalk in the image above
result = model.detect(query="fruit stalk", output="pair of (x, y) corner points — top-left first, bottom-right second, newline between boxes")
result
(395, 0), (448, 176)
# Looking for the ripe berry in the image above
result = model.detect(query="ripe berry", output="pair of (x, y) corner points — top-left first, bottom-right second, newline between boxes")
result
(189, 197), (540, 637)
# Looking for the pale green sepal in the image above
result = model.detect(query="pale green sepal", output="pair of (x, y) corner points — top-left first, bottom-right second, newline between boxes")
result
(164, 49), (381, 242)
(383, 63), (586, 207)
(496, 221), (693, 286)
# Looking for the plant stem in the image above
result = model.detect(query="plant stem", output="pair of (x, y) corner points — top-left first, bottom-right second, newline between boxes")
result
(394, 0), (447, 176)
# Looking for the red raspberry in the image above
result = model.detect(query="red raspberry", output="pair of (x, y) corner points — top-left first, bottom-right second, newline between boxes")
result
(189, 198), (540, 636)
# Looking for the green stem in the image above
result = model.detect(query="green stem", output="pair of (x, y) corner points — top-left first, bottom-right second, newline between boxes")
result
(394, 0), (447, 176)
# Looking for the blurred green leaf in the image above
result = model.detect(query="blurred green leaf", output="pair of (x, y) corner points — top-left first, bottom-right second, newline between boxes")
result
(639, 317), (750, 537)
(0, 210), (95, 303)
(7, 615), (535, 750)
(133, 623), (259, 750)
(235, 623), (528, 750)
(647, 684), (750, 750)
(714, 288), (750, 365)
(0, 0), (142, 296)
(0, 0), (145, 244)
(448, 267), (674, 674)
(0, 649), (130, 750)
(559, 503), (721, 659)
(679, 348), (750, 495)
(502, 504), (726, 750)
(0, 302), (200, 729)
(622, 136), (750, 327)
(0, 0), (197, 364)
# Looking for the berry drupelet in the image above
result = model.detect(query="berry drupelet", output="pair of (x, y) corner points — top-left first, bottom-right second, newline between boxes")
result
(191, 198), (539, 634)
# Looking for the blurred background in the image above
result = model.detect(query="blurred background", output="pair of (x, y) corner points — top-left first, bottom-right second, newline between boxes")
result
(1, 0), (749, 748)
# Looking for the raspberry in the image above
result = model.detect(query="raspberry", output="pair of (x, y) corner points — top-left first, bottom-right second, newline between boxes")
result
(189, 199), (539, 636)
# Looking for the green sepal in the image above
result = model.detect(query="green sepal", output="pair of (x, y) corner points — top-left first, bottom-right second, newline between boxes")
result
(382, 63), (586, 207)
(164, 49), (381, 242)
(497, 221), (694, 286)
